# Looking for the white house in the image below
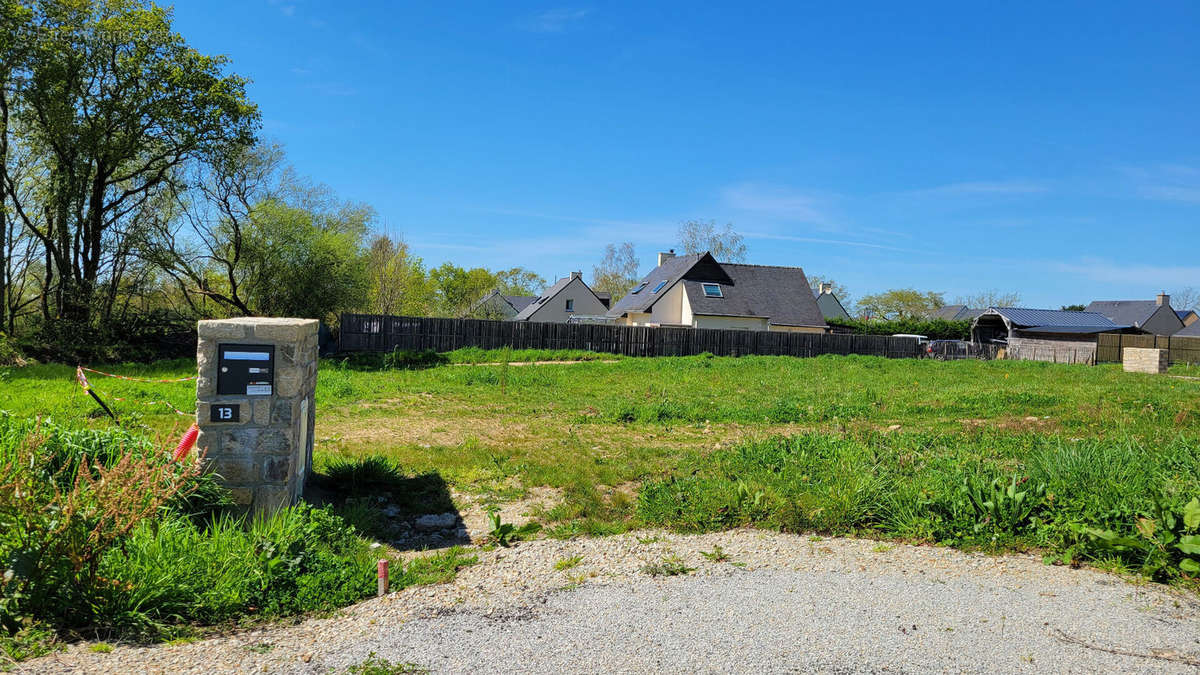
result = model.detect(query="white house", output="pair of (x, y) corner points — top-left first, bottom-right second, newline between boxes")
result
(604, 251), (828, 333)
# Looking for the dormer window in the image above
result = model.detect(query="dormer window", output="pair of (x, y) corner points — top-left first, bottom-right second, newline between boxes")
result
(630, 282), (648, 294)
(651, 280), (668, 294)
(702, 283), (723, 298)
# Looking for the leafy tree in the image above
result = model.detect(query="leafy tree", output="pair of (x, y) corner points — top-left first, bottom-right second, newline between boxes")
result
(856, 288), (945, 321)
(494, 267), (545, 297)
(1061, 304), (1086, 312)
(236, 199), (370, 322)
(954, 290), (1021, 308)
(364, 235), (430, 316)
(4, 0), (258, 328)
(677, 220), (747, 262)
(429, 263), (498, 317)
(591, 242), (640, 297)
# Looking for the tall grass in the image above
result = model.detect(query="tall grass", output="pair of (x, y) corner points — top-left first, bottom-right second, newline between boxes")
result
(636, 431), (1200, 578)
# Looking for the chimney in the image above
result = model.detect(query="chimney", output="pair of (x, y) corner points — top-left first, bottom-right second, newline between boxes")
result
(819, 282), (832, 295)
(1157, 291), (1170, 307)
(570, 271), (583, 280)
(657, 249), (676, 266)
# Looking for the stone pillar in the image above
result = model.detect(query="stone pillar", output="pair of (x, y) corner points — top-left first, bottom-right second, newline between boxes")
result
(1122, 347), (1169, 374)
(195, 317), (319, 514)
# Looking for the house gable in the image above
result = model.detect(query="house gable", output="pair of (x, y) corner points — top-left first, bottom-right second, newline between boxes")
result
(514, 275), (607, 322)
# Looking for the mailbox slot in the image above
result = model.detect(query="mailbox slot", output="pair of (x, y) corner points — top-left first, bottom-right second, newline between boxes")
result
(217, 344), (275, 396)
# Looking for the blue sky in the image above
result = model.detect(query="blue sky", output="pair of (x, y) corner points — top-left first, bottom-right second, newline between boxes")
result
(171, 1), (1200, 308)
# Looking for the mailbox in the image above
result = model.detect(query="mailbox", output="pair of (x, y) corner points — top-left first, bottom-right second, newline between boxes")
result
(217, 344), (275, 396)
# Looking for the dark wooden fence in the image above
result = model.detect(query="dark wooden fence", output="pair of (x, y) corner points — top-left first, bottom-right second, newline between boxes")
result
(1096, 332), (1200, 365)
(339, 314), (930, 360)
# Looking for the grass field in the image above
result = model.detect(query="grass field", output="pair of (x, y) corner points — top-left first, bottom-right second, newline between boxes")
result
(3, 351), (1200, 581)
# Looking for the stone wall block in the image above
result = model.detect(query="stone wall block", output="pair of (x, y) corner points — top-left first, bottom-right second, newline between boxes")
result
(255, 485), (291, 513)
(256, 428), (292, 455)
(196, 375), (216, 399)
(229, 487), (254, 506)
(263, 455), (291, 482)
(1123, 347), (1168, 374)
(252, 399), (271, 426)
(270, 399), (295, 425)
(275, 370), (303, 398)
(220, 427), (260, 455)
(206, 457), (259, 484)
(198, 320), (247, 340)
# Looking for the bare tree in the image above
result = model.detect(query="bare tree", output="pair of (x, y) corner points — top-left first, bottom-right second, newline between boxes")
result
(677, 220), (747, 262)
(954, 290), (1021, 309)
(591, 242), (640, 297)
(808, 274), (850, 305)
(1171, 287), (1199, 311)
(144, 144), (287, 317)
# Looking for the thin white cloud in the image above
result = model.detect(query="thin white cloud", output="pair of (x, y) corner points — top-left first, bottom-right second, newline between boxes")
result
(720, 183), (832, 225)
(901, 180), (1049, 198)
(469, 207), (677, 240)
(743, 231), (932, 255)
(1140, 186), (1200, 203)
(1126, 164), (1200, 204)
(517, 8), (591, 33)
(1055, 258), (1200, 288)
(266, 0), (297, 16)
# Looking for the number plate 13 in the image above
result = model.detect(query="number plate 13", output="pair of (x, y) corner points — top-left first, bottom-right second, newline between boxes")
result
(210, 404), (240, 423)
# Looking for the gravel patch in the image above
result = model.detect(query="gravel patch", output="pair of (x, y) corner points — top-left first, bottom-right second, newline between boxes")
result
(23, 530), (1200, 674)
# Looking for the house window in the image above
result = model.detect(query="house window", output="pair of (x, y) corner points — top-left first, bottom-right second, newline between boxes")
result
(630, 282), (648, 294)
(702, 283), (723, 298)
(566, 299), (574, 312)
(651, 280), (668, 294)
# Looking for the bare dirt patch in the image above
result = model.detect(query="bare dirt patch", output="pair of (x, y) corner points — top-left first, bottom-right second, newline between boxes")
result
(959, 415), (1061, 433)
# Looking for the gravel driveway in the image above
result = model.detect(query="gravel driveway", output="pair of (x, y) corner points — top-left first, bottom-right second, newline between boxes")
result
(24, 531), (1200, 674)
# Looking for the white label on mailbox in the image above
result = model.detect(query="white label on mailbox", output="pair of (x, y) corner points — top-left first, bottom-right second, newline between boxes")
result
(226, 351), (271, 361)
(246, 384), (272, 395)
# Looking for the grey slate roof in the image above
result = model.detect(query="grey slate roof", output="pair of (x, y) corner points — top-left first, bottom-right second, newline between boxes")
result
(931, 305), (967, 320)
(605, 253), (705, 318)
(1177, 309), (1197, 321)
(1084, 301), (1161, 329)
(931, 305), (985, 321)
(1177, 321), (1200, 337)
(512, 276), (576, 321)
(814, 290), (851, 321)
(984, 307), (1124, 333)
(607, 253), (827, 328)
(504, 295), (536, 313)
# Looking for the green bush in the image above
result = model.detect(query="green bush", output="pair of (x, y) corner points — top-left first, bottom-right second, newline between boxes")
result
(94, 505), (378, 631)
(384, 349), (449, 370)
(0, 332), (27, 366)
(0, 415), (209, 635)
(827, 317), (971, 340)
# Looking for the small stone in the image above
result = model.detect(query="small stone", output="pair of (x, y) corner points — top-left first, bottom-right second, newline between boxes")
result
(415, 513), (458, 531)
